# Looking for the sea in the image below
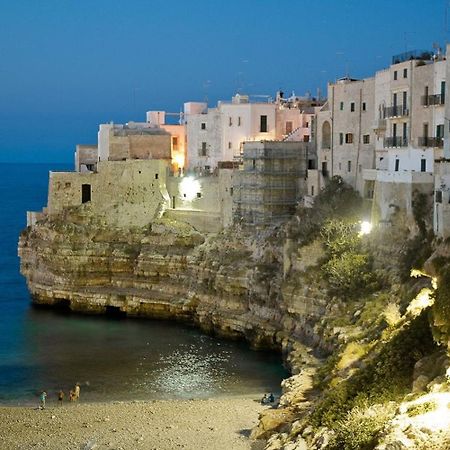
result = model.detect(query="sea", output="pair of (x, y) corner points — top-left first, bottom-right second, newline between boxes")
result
(0, 163), (288, 406)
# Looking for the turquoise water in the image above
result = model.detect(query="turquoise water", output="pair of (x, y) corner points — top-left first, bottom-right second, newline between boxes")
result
(0, 163), (288, 405)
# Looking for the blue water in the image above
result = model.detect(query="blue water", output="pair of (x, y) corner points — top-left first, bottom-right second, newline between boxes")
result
(0, 163), (287, 405)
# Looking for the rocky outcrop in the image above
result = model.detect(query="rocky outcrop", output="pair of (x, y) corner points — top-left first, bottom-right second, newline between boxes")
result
(20, 193), (449, 450)
(19, 214), (328, 354)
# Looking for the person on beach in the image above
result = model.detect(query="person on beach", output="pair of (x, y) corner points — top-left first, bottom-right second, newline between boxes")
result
(39, 391), (47, 409)
(69, 390), (75, 402)
(74, 383), (80, 401)
(58, 390), (65, 405)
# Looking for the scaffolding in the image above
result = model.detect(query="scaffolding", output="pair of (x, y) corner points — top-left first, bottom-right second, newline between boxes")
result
(233, 141), (311, 225)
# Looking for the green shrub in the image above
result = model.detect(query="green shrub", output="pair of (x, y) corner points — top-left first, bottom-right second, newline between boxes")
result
(328, 401), (396, 450)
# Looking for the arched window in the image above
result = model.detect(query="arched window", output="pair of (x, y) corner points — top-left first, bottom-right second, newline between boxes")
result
(322, 121), (331, 149)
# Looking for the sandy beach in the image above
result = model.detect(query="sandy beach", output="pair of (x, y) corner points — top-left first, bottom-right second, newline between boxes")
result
(0, 396), (266, 450)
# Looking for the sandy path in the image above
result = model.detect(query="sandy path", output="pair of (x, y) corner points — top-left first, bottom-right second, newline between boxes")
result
(0, 397), (265, 450)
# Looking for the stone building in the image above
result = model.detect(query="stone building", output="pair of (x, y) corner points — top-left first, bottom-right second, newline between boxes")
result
(98, 122), (172, 162)
(233, 141), (311, 225)
(75, 144), (98, 172)
(364, 49), (445, 228)
(313, 76), (376, 197)
(146, 110), (186, 172)
(185, 93), (322, 173)
(434, 44), (450, 238)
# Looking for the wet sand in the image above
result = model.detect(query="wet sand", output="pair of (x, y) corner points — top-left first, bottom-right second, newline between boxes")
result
(0, 396), (265, 450)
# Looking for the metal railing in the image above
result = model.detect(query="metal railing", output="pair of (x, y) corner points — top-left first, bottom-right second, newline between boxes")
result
(421, 94), (445, 106)
(418, 137), (443, 148)
(392, 50), (433, 65)
(383, 105), (409, 118)
(384, 136), (408, 148)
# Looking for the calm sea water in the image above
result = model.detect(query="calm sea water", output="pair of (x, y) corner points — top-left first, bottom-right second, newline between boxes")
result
(0, 163), (287, 406)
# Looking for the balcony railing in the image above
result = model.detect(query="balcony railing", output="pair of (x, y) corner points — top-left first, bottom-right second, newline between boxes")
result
(383, 105), (409, 118)
(421, 94), (445, 106)
(418, 136), (444, 148)
(384, 136), (408, 148)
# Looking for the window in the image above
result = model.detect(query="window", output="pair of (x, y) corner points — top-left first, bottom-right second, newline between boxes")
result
(403, 122), (407, 139)
(260, 115), (268, 132)
(230, 187), (233, 196)
(305, 122), (309, 128)
(340, 102), (344, 110)
(196, 192), (202, 198)
(363, 134), (370, 144)
(228, 142), (232, 149)
(395, 159), (399, 172)
(201, 122), (206, 130)
(394, 70), (398, 80)
(437, 124), (444, 139)
(311, 185), (314, 196)
(338, 162), (342, 170)
(362, 102), (366, 111)
(303, 135), (310, 142)
(285, 121), (293, 134)
(345, 133), (353, 144)
(229, 117), (232, 126)
(339, 133), (344, 145)
(403, 91), (407, 108)
(322, 162), (328, 177)
(155, 173), (159, 179)
(65, 182), (71, 188)
(347, 161), (352, 172)
(436, 190), (443, 203)
(172, 136), (179, 150)
(200, 142), (207, 156)
(403, 68), (408, 78)
(350, 102), (355, 112)
(238, 116), (241, 126)
(81, 184), (91, 203)
(421, 159), (426, 172)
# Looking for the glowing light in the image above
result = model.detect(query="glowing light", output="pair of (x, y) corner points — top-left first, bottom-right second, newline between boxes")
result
(410, 270), (438, 289)
(399, 393), (450, 432)
(173, 154), (185, 169)
(179, 177), (201, 202)
(359, 221), (372, 236)
(406, 288), (434, 316)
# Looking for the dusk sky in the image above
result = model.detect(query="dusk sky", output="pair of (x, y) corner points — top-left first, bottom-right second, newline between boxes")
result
(0, 0), (448, 163)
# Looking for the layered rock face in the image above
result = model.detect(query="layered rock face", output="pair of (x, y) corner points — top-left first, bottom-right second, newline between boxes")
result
(19, 213), (326, 354)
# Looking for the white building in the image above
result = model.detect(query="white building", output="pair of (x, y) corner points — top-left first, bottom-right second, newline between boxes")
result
(185, 93), (322, 173)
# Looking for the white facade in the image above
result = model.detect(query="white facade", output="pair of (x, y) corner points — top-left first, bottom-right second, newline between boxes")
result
(185, 94), (322, 172)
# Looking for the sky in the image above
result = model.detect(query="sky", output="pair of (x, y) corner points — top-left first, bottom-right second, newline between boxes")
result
(0, 0), (448, 163)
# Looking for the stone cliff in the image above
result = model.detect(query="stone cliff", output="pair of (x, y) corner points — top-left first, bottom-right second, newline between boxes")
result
(19, 178), (450, 450)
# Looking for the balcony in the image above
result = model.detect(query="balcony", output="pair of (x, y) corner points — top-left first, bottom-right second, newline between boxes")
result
(384, 136), (408, 148)
(421, 94), (445, 106)
(383, 105), (409, 118)
(418, 136), (443, 148)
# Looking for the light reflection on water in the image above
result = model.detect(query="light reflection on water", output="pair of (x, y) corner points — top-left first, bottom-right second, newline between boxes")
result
(0, 163), (288, 406)
(0, 307), (288, 405)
